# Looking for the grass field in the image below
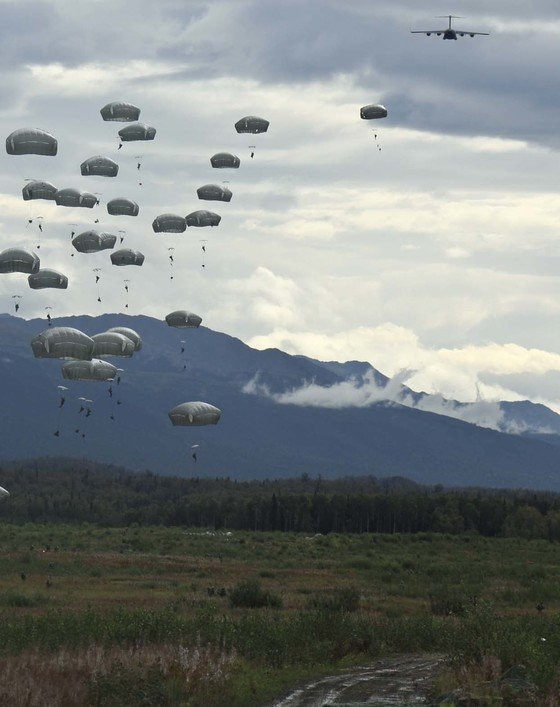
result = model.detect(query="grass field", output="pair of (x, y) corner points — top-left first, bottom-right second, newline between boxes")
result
(0, 524), (559, 704)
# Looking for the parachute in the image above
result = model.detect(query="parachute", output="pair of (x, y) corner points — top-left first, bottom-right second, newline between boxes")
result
(165, 310), (202, 328)
(62, 358), (118, 381)
(72, 230), (116, 253)
(360, 104), (388, 120)
(28, 269), (68, 289)
(80, 156), (119, 177)
(100, 102), (140, 122)
(0, 486), (9, 500)
(152, 214), (186, 233)
(6, 128), (57, 156)
(169, 401), (221, 426)
(0, 248), (40, 274)
(197, 184), (232, 202)
(185, 210), (221, 227)
(118, 124), (156, 142)
(22, 180), (57, 201)
(31, 327), (94, 360)
(110, 249), (145, 266)
(210, 153), (240, 169)
(107, 198), (139, 216)
(106, 327), (142, 351)
(92, 332), (135, 358)
(55, 188), (98, 208)
(234, 116), (270, 134)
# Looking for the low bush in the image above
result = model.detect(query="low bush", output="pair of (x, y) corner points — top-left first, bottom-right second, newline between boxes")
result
(229, 579), (282, 609)
(307, 587), (361, 612)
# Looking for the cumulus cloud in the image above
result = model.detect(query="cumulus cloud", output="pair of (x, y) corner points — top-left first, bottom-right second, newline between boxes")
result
(248, 323), (560, 406)
(1, 0), (560, 421)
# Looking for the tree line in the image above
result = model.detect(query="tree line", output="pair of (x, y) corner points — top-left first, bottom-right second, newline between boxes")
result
(0, 457), (559, 540)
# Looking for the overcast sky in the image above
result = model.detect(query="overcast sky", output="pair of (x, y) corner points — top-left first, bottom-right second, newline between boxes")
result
(2, 0), (560, 410)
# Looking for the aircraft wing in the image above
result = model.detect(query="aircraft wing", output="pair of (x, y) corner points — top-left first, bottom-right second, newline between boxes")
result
(456, 30), (490, 36)
(410, 30), (443, 34)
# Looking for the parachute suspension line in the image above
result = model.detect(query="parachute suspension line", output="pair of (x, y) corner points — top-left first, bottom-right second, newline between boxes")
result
(168, 247), (175, 282)
(200, 240), (207, 269)
(54, 385), (68, 438)
(69, 224), (78, 258)
(23, 181), (36, 240)
(123, 279), (130, 310)
(45, 306), (53, 326)
(34, 216), (44, 251)
(93, 268), (102, 303)
(180, 339), (188, 372)
(93, 194), (102, 225)
(371, 129), (382, 152)
(134, 155), (143, 187)
(108, 375), (119, 422)
(77, 397), (94, 441)
(249, 145), (255, 159)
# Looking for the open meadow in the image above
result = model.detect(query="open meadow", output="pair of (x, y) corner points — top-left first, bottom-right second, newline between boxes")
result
(0, 524), (559, 704)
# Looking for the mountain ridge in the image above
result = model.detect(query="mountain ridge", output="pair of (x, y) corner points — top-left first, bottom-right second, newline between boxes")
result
(2, 313), (560, 490)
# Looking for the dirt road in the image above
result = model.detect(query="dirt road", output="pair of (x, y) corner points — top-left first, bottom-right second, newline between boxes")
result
(271, 654), (445, 706)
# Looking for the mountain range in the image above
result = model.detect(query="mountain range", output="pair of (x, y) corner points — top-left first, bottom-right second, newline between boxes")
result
(2, 313), (560, 490)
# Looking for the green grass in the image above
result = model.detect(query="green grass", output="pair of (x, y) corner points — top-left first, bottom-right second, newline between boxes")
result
(0, 524), (559, 703)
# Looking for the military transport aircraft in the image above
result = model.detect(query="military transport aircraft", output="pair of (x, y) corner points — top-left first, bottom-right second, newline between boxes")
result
(411, 15), (489, 40)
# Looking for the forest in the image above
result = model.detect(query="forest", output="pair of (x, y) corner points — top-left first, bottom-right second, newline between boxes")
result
(0, 457), (558, 540)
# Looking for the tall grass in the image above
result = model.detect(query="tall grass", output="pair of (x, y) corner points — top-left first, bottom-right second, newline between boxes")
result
(0, 643), (237, 707)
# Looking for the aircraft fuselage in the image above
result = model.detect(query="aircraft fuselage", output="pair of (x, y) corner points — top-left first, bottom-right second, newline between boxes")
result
(443, 29), (457, 39)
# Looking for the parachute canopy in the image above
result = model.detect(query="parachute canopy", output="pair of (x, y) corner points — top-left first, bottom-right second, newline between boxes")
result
(169, 401), (221, 426)
(165, 310), (202, 328)
(28, 269), (68, 289)
(55, 188), (98, 208)
(62, 358), (117, 381)
(197, 184), (232, 202)
(73, 230), (116, 254)
(31, 327), (94, 360)
(107, 326), (142, 351)
(110, 248), (144, 266)
(100, 102), (140, 122)
(234, 116), (270, 134)
(210, 152), (240, 169)
(0, 248), (40, 275)
(118, 123), (156, 142)
(6, 128), (57, 156)
(80, 155), (119, 177)
(360, 104), (388, 120)
(186, 210), (221, 227)
(152, 213), (186, 233)
(22, 180), (57, 201)
(0, 486), (9, 500)
(92, 332), (135, 358)
(107, 198), (139, 216)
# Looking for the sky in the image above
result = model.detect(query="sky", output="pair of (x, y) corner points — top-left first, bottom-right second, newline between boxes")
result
(2, 0), (560, 411)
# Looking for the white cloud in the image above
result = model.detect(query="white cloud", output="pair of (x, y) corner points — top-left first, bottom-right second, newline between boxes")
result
(243, 368), (509, 431)
(248, 323), (560, 405)
(1, 0), (560, 423)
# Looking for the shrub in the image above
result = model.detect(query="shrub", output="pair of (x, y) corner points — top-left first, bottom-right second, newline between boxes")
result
(229, 579), (282, 609)
(428, 587), (478, 617)
(1, 591), (48, 608)
(307, 587), (361, 612)
(88, 661), (170, 706)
